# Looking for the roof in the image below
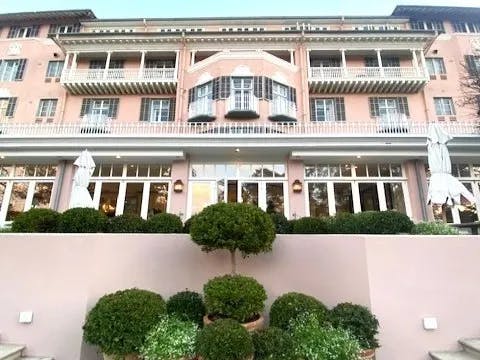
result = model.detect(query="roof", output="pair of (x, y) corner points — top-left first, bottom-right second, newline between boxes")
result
(392, 5), (480, 21)
(0, 9), (96, 26)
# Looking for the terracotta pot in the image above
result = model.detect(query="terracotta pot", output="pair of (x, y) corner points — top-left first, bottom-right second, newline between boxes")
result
(203, 314), (264, 332)
(103, 353), (139, 360)
(359, 349), (376, 360)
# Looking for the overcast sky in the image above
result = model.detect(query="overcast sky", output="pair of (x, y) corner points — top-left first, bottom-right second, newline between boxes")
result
(1, 0), (480, 18)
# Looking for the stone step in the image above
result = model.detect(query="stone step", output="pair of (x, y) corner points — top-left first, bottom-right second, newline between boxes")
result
(430, 351), (480, 360)
(0, 344), (25, 360)
(460, 339), (480, 357)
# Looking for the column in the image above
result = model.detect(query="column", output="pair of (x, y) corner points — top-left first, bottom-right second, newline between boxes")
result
(63, 52), (71, 79)
(340, 49), (347, 76)
(190, 50), (196, 67)
(174, 50), (180, 79)
(71, 52), (78, 73)
(306, 49), (311, 77)
(376, 49), (384, 77)
(411, 49), (419, 73)
(419, 50), (428, 77)
(290, 50), (295, 65)
(139, 50), (146, 78)
(103, 51), (112, 79)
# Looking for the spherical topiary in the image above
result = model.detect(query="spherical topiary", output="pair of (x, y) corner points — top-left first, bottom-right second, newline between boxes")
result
(166, 290), (206, 326)
(290, 217), (329, 234)
(412, 221), (460, 235)
(252, 327), (296, 360)
(195, 319), (254, 360)
(140, 315), (198, 360)
(182, 214), (197, 234)
(83, 288), (167, 356)
(11, 208), (59, 233)
(329, 302), (379, 349)
(354, 211), (414, 234)
(269, 292), (328, 330)
(57, 207), (107, 233)
(204, 275), (267, 323)
(106, 214), (146, 233)
(144, 213), (183, 233)
(269, 213), (292, 234)
(329, 212), (361, 234)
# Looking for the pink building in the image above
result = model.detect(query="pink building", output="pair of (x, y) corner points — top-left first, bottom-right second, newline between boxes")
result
(0, 6), (479, 225)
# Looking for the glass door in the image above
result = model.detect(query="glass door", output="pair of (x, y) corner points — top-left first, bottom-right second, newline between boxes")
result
(241, 182), (259, 206)
(232, 78), (253, 110)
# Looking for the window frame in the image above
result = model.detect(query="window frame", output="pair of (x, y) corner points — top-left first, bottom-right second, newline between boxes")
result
(426, 58), (446, 76)
(434, 97), (456, 116)
(36, 99), (58, 118)
(46, 61), (64, 78)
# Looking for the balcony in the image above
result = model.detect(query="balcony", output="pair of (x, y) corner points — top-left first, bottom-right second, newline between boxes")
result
(61, 68), (177, 95)
(188, 98), (216, 123)
(225, 93), (260, 119)
(269, 99), (297, 122)
(309, 66), (428, 93)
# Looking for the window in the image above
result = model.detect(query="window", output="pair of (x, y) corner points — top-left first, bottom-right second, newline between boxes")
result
(231, 77), (254, 110)
(426, 58), (446, 76)
(410, 20), (445, 33)
(36, 99), (58, 117)
(365, 57), (400, 67)
(0, 59), (27, 81)
(434, 97), (456, 116)
(139, 98), (174, 122)
(0, 98), (17, 119)
(80, 98), (119, 120)
(465, 55), (480, 76)
(312, 99), (336, 122)
(49, 23), (81, 34)
(46, 61), (64, 78)
(453, 22), (480, 33)
(7, 25), (40, 38)
(310, 58), (341, 67)
(146, 60), (175, 69)
(369, 97), (410, 117)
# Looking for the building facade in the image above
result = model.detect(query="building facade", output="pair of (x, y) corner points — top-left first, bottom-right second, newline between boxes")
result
(0, 6), (479, 226)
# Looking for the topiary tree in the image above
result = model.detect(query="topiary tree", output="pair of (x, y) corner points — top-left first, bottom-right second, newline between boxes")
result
(57, 207), (107, 233)
(106, 214), (146, 233)
(166, 290), (206, 327)
(144, 213), (183, 233)
(252, 327), (296, 360)
(83, 288), (166, 357)
(195, 319), (254, 360)
(11, 208), (59, 233)
(190, 203), (275, 274)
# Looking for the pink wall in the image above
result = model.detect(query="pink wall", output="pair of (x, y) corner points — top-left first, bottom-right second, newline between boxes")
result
(0, 234), (479, 360)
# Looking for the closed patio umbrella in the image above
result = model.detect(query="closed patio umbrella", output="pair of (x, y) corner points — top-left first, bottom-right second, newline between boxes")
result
(69, 149), (96, 209)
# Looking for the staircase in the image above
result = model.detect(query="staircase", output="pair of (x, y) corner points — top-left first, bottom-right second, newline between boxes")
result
(0, 343), (52, 360)
(430, 338), (480, 360)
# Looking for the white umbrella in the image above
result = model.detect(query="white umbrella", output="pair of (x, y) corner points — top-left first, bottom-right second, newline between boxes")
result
(427, 123), (476, 206)
(69, 149), (96, 209)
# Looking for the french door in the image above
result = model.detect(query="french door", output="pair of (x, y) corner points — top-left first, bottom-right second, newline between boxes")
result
(232, 78), (253, 110)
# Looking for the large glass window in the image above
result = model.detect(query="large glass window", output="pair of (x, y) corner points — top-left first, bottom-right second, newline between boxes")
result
(99, 183), (120, 217)
(6, 182), (29, 221)
(123, 183), (144, 216)
(384, 183), (406, 214)
(334, 183), (354, 214)
(359, 183), (380, 211)
(308, 183), (329, 217)
(266, 183), (284, 214)
(32, 182), (53, 209)
(148, 183), (169, 218)
(232, 77), (253, 110)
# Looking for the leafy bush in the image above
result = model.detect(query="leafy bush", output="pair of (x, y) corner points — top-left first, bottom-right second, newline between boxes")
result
(182, 215), (197, 233)
(290, 217), (329, 234)
(204, 274), (267, 323)
(144, 213), (183, 233)
(57, 207), (107, 233)
(354, 211), (413, 234)
(166, 290), (206, 326)
(329, 212), (360, 234)
(252, 327), (296, 360)
(329, 302), (379, 349)
(269, 213), (292, 234)
(83, 288), (166, 356)
(140, 315), (197, 360)
(269, 292), (328, 331)
(106, 214), (146, 233)
(412, 221), (460, 235)
(11, 208), (59, 233)
(195, 319), (254, 360)
(290, 313), (361, 360)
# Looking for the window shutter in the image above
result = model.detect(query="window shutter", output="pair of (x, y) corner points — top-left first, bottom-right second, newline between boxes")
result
(334, 98), (345, 121)
(264, 78), (273, 100)
(7, 26), (17, 38)
(80, 99), (93, 117)
(139, 98), (151, 121)
(212, 77), (220, 100)
(397, 97), (410, 116)
(15, 59), (27, 80)
(465, 55), (479, 76)
(108, 99), (119, 118)
(188, 87), (197, 105)
(6, 97), (17, 117)
(310, 98), (316, 122)
(168, 98), (176, 121)
(369, 97), (380, 117)
(219, 76), (231, 99)
(253, 76), (263, 98)
(31, 25), (40, 37)
(288, 86), (297, 103)
(49, 24), (58, 34)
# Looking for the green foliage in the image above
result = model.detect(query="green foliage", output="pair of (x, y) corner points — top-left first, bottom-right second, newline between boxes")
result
(11, 208), (59, 233)
(290, 217), (329, 234)
(328, 212), (360, 234)
(353, 211), (414, 234)
(290, 313), (361, 360)
(140, 315), (198, 360)
(106, 214), (146, 233)
(412, 221), (460, 235)
(330, 302), (379, 349)
(144, 213), (183, 233)
(204, 274), (267, 323)
(190, 202), (276, 256)
(195, 319), (254, 360)
(182, 214), (197, 233)
(269, 213), (292, 234)
(57, 207), (107, 233)
(166, 290), (206, 327)
(83, 288), (166, 356)
(252, 327), (296, 360)
(269, 292), (328, 331)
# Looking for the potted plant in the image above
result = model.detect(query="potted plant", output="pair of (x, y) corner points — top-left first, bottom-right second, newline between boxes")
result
(190, 203), (275, 274)
(203, 274), (267, 331)
(196, 319), (254, 360)
(329, 303), (380, 360)
(83, 288), (167, 360)
(140, 315), (198, 360)
(166, 290), (206, 327)
(252, 327), (296, 360)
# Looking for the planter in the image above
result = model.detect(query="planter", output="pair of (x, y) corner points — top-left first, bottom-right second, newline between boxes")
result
(203, 314), (264, 332)
(359, 349), (375, 360)
(103, 354), (139, 360)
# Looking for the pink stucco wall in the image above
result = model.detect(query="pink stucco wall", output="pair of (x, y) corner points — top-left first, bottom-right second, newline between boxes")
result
(0, 234), (479, 360)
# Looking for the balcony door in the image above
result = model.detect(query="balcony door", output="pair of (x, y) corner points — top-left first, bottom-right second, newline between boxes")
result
(314, 99), (336, 122)
(232, 78), (253, 110)
(149, 99), (170, 123)
(90, 100), (111, 122)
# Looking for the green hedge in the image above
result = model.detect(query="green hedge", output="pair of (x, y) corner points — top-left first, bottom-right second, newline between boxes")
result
(290, 217), (329, 234)
(11, 208), (59, 233)
(57, 207), (107, 233)
(413, 221), (460, 235)
(144, 213), (183, 233)
(106, 214), (146, 233)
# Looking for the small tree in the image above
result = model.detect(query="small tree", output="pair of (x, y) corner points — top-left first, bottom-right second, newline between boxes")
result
(190, 203), (275, 274)
(460, 51), (480, 118)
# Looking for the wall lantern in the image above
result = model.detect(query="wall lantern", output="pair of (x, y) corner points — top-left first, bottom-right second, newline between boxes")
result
(173, 179), (184, 193)
(292, 179), (303, 193)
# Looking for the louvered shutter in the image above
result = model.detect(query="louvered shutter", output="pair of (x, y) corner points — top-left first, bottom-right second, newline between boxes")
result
(108, 99), (119, 118)
(465, 55), (479, 76)
(80, 99), (93, 117)
(168, 98), (176, 121)
(397, 97), (410, 116)
(15, 59), (27, 80)
(139, 98), (151, 121)
(369, 97), (380, 117)
(7, 26), (17, 38)
(288, 86), (296, 103)
(310, 98), (316, 122)
(264, 78), (273, 100)
(6, 97), (17, 117)
(334, 98), (345, 121)
(49, 24), (58, 34)
(253, 76), (263, 98)
(188, 88), (195, 105)
(219, 76), (231, 99)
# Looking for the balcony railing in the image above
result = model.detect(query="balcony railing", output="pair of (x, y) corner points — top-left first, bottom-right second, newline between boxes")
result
(0, 121), (477, 138)
(309, 66), (425, 80)
(225, 93), (259, 118)
(188, 98), (216, 122)
(269, 99), (297, 122)
(63, 68), (176, 82)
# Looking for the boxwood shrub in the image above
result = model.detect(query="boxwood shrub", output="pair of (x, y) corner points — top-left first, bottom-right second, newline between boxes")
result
(166, 290), (206, 326)
(144, 213), (183, 233)
(195, 319), (254, 360)
(106, 214), (146, 233)
(290, 217), (329, 234)
(269, 213), (292, 234)
(412, 221), (460, 235)
(83, 288), (167, 356)
(269, 292), (328, 330)
(57, 207), (107, 233)
(354, 211), (414, 234)
(252, 327), (296, 360)
(11, 208), (59, 233)
(182, 214), (197, 234)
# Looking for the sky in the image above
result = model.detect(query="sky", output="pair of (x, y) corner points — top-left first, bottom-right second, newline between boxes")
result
(0, 0), (480, 18)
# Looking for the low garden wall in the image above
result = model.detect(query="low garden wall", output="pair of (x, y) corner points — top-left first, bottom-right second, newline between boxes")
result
(0, 234), (478, 360)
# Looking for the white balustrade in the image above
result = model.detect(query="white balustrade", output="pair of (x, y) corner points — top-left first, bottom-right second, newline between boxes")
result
(270, 98), (297, 119)
(62, 67), (176, 82)
(226, 93), (259, 114)
(309, 66), (425, 80)
(188, 98), (216, 119)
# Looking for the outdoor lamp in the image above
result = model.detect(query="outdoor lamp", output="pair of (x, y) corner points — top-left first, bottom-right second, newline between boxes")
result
(292, 179), (303, 193)
(173, 179), (184, 193)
